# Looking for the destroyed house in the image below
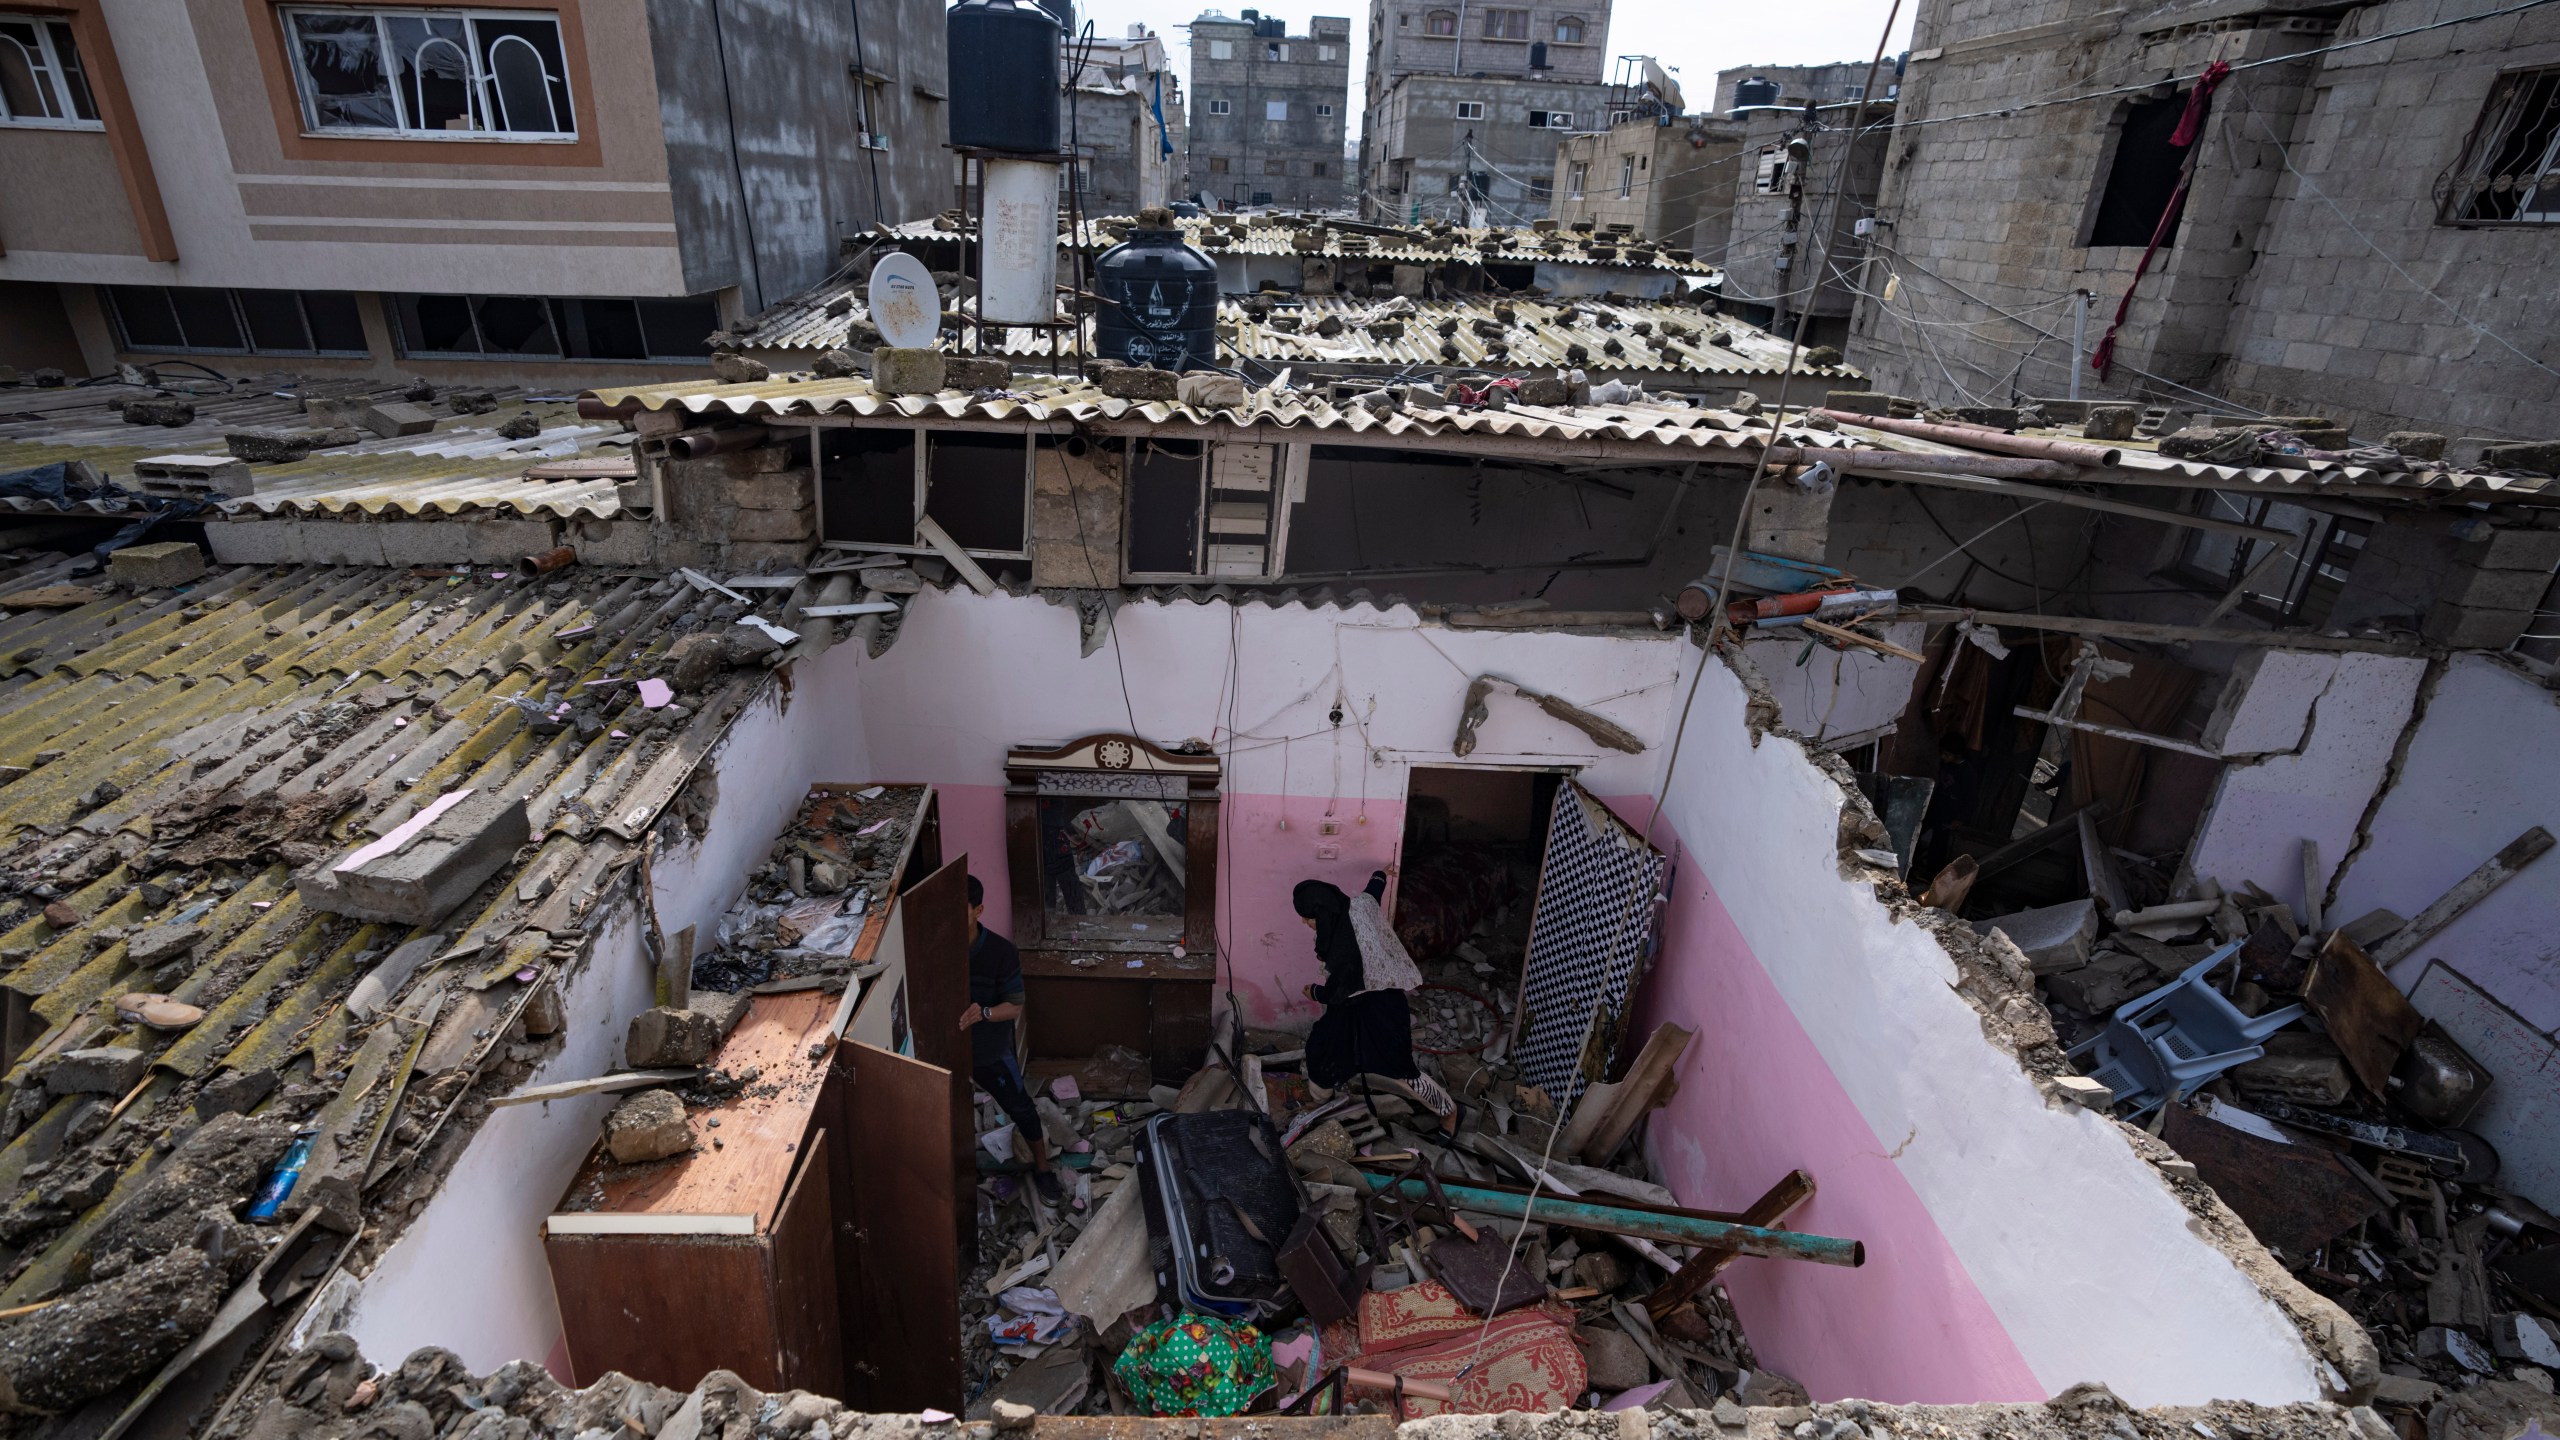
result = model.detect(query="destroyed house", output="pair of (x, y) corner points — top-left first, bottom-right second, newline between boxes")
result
(0, 358), (2554, 1440)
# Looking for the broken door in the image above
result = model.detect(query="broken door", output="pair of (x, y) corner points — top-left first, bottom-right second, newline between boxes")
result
(1511, 780), (1669, 1108)
(820, 1041), (963, 1413)
(901, 857), (976, 1255)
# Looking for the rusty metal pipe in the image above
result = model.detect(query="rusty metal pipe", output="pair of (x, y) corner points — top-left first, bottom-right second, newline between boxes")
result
(1760, 446), (2081, 482)
(520, 546), (577, 575)
(669, 427), (766, 459)
(1811, 411), (2123, 467)
(576, 396), (637, 421)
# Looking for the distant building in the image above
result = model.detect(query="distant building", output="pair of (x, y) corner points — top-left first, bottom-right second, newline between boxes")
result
(1712, 61), (1895, 114)
(1547, 93), (1738, 257)
(1189, 10), (1353, 210)
(1066, 26), (1188, 214)
(1715, 107), (1888, 352)
(1359, 0), (1616, 223)
(0, 0), (951, 385)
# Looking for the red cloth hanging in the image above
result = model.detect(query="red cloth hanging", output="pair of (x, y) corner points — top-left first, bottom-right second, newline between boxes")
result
(2090, 61), (2232, 381)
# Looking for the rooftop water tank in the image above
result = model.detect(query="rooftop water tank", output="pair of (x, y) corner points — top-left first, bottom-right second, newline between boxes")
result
(1734, 76), (1781, 109)
(947, 0), (1061, 153)
(1094, 210), (1219, 372)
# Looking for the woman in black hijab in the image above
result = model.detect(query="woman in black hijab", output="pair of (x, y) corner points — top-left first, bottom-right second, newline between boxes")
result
(1294, 873), (1421, 1093)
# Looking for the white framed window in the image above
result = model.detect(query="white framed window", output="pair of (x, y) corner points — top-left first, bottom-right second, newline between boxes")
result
(1483, 8), (1528, 39)
(0, 14), (99, 128)
(1567, 160), (1587, 198)
(1609, 108), (1631, 125)
(1265, 41), (1286, 61)
(1206, 97), (1231, 115)
(1265, 98), (1287, 120)
(1528, 109), (1572, 129)
(1553, 15), (1585, 42)
(2442, 67), (2560, 224)
(281, 7), (575, 139)
(1617, 155), (1634, 198)
(1316, 102), (1333, 116)
(1844, 83), (1864, 99)
(1208, 38), (1233, 59)
(1454, 100), (1484, 120)
(1317, 43), (1336, 60)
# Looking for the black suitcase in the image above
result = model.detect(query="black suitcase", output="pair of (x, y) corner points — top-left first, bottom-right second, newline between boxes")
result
(1132, 1109), (1305, 1321)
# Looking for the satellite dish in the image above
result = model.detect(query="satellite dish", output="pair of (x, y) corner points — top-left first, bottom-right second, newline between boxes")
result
(867, 252), (940, 351)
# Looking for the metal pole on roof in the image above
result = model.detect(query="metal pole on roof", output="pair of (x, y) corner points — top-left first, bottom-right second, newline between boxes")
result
(2070, 288), (2091, 400)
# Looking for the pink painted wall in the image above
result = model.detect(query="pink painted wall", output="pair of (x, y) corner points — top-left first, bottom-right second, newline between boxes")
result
(1617, 813), (2043, 1403)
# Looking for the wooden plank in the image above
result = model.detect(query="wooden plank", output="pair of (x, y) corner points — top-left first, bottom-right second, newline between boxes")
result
(1966, 800), (2105, 880)
(769, 1127), (846, 1397)
(2303, 931), (2426, 1097)
(492, 1069), (702, 1107)
(545, 1229), (779, 1391)
(2369, 827), (2556, 969)
(832, 1042), (963, 1413)
(2079, 809), (2132, 919)
(571, 990), (834, 1230)
(1642, 1169), (1816, 1319)
(902, 857), (977, 1256)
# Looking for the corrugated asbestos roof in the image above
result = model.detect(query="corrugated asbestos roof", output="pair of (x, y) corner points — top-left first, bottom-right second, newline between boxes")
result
(0, 381), (632, 519)
(1828, 421), (2559, 500)
(885, 214), (1714, 272)
(0, 556), (812, 1402)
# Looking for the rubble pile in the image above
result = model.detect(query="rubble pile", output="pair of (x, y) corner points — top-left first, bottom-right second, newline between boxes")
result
(1978, 846), (2560, 1426)
(691, 786), (924, 993)
(959, 894), (1791, 1422)
(212, 1333), (2410, 1440)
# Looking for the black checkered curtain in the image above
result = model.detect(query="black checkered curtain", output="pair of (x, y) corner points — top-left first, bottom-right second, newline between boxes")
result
(1513, 780), (1670, 1109)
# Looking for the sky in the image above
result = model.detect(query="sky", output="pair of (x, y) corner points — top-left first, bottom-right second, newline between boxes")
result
(1076, 0), (1917, 138)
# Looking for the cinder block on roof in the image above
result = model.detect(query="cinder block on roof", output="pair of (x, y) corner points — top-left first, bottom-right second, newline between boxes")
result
(108, 541), (208, 589)
(297, 789), (531, 926)
(361, 401), (438, 438)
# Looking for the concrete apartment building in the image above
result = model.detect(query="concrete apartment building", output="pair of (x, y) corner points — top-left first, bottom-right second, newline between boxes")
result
(1187, 10), (1351, 210)
(1547, 113), (1737, 257)
(0, 0), (950, 386)
(1715, 105), (1888, 349)
(1844, 0), (2560, 449)
(1359, 0), (1615, 222)
(1066, 25), (1187, 214)
(1711, 60), (1896, 113)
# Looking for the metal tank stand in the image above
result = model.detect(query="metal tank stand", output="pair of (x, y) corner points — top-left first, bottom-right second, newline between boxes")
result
(952, 145), (1091, 378)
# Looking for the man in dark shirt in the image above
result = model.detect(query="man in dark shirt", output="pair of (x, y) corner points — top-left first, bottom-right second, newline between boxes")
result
(959, 874), (1061, 1202)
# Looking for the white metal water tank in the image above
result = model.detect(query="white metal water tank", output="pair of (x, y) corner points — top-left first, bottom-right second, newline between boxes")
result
(980, 157), (1062, 326)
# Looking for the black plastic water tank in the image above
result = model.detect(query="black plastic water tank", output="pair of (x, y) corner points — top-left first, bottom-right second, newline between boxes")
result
(947, 0), (1061, 153)
(1093, 214), (1219, 371)
(1734, 77), (1781, 108)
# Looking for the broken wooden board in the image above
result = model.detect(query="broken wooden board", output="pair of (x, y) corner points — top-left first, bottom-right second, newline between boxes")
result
(2302, 931), (2425, 1097)
(0, 584), (104, 610)
(492, 1069), (705, 1108)
(2159, 1103), (2382, 1260)
(2370, 826), (2556, 970)
(522, 456), (638, 481)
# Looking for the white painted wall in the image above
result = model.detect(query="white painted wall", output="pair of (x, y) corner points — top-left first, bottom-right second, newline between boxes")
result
(343, 679), (861, 1376)
(1650, 648), (2332, 1405)
(1740, 621), (1923, 747)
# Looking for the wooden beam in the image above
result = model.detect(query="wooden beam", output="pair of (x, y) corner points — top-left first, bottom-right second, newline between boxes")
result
(2370, 827), (2556, 969)
(1967, 800), (2106, 880)
(1905, 606), (2428, 656)
(1858, 468), (2294, 543)
(490, 1069), (702, 1108)
(2013, 705), (2224, 760)
(1642, 1170), (1816, 1318)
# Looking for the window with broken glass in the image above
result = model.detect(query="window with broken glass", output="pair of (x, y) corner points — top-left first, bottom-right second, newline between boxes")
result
(106, 286), (369, 356)
(0, 14), (99, 128)
(1034, 789), (1188, 939)
(1123, 438), (1295, 581)
(281, 7), (575, 139)
(2439, 66), (2560, 224)
(815, 426), (1032, 561)
(2168, 493), (2371, 624)
(389, 293), (714, 360)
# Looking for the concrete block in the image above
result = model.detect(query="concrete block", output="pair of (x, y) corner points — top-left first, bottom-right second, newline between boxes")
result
(690, 988), (751, 1038)
(2481, 440), (2560, 474)
(573, 519), (655, 569)
(660, 445), (793, 482)
(464, 518), (564, 566)
(944, 356), (1011, 389)
(2453, 524), (2560, 574)
(1095, 366), (1178, 402)
(719, 539), (818, 570)
(2438, 562), (2553, 612)
(2384, 431), (2447, 461)
(1823, 390), (1893, 415)
(125, 918), (205, 964)
(1177, 373), (1247, 410)
(724, 468), (815, 511)
(615, 479), (654, 515)
(626, 1007), (725, 1068)
(202, 520), (301, 566)
(2422, 599), (2534, 650)
(714, 504), (814, 543)
(48, 1046), (148, 1096)
(2044, 951), (2155, 1012)
(374, 523), (474, 569)
(859, 565), (922, 594)
(120, 398), (195, 427)
(1978, 898), (2097, 974)
(305, 397), (367, 426)
(1577, 1327), (1650, 1392)
(603, 1089), (693, 1164)
(297, 790), (531, 926)
(651, 533), (723, 572)
(108, 541), (208, 589)
(361, 402), (438, 438)
(223, 430), (315, 464)
(873, 347), (946, 396)
(131, 454), (254, 498)
(710, 352), (769, 383)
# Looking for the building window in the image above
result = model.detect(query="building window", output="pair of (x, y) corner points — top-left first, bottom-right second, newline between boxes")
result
(1265, 42), (1285, 61)
(2087, 93), (2193, 246)
(1318, 43), (1336, 60)
(1424, 10), (1457, 36)
(2171, 494), (2371, 623)
(1483, 8), (1528, 39)
(105, 287), (370, 356)
(1206, 98), (1230, 115)
(1843, 83), (1864, 99)
(1266, 158), (1286, 174)
(389, 293), (715, 360)
(1316, 102), (1333, 116)
(1455, 100), (1484, 120)
(1553, 15), (1585, 42)
(2441, 67), (2560, 224)
(1608, 107), (1631, 125)
(1312, 160), (1328, 176)
(1265, 98), (1287, 120)
(1567, 160), (1587, 198)
(1528, 109), (1573, 129)
(1617, 155), (1634, 197)
(281, 7), (574, 139)
(1208, 155), (1231, 173)
(0, 15), (99, 128)
(819, 429), (1031, 560)
(1208, 38), (1232, 59)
